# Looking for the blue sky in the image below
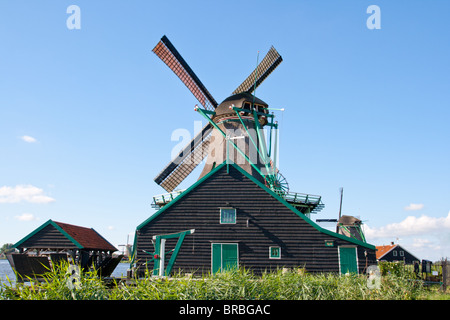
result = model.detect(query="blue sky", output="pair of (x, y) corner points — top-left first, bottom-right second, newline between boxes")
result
(1, 1), (449, 262)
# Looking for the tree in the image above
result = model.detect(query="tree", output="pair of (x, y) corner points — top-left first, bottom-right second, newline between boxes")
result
(0, 243), (15, 257)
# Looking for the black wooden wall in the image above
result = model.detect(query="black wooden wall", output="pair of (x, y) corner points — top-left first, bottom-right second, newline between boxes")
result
(135, 164), (377, 276)
(17, 224), (74, 250)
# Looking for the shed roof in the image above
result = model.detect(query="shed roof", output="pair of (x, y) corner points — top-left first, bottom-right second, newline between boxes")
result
(14, 220), (117, 252)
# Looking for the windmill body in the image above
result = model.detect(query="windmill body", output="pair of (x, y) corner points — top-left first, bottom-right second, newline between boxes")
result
(198, 92), (270, 183)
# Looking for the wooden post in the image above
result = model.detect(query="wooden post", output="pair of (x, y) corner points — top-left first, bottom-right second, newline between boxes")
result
(442, 258), (448, 292)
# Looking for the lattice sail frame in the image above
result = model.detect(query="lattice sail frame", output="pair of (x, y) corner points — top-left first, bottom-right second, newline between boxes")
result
(232, 46), (283, 95)
(152, 36), (217, 111)
(154, 123), (212, 192)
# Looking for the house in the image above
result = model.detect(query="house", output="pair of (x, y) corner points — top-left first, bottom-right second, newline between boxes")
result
(132, 162), (377, 277)
(8, 219), (121, 280)
(376, 242), (420, 264)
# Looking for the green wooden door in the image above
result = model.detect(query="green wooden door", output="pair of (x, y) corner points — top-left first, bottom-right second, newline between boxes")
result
(339, 247), (358, 274)
(212, 243), (238, 274)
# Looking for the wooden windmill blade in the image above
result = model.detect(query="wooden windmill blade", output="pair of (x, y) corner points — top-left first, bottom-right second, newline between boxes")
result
(152, 35), (218, 111)
(154, 123), (212, 192)
(232, 46), (283, 95)
(152, 35), (219, 191)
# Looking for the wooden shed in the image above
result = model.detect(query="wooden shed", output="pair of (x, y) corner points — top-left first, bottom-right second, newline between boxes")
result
(8, 220), (121, 280)
(132, 162), (377, 277)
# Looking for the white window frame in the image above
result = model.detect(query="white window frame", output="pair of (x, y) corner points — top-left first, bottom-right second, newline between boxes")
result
(220, 208), (236, 224)
(269, 246), (281, 259)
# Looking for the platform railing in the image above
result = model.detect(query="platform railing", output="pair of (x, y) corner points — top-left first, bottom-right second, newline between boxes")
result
(152, 189), (185, 208)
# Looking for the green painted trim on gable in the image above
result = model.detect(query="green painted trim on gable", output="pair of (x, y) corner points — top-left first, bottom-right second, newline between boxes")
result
(136, 162), (229, 231)
(51, 222), (84, 249)
(229, 164), (375, 250)
(13, 219), (54, 249)
(137, 162), (375, 250)
(13, 219), (84, 250)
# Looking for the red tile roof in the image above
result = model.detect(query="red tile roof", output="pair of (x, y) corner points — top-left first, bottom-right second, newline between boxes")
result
(375, 244), (396, 259)
(54, 221), (117, 252)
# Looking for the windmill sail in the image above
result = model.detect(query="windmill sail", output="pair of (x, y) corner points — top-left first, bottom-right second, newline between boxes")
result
(152, 35), (218, 111)
(154, 124), (212, 192)
(232, 46), (283, 95)
(152, 35), (218, 191)
(160, 137), (211, 192)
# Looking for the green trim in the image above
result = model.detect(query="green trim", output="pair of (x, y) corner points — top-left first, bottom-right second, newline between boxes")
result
(13, 219), (84, 250)
(152, 229), (195, 276)
(13, 219), (53, 248)
(136, 163), (228, 230)
(232, 107), (266, 165)
(196, 106), (265, 178)
(252, 109), (272, 177)
(230, 164), (375, 250)
(137, 162), (375, 250)
(269, 246), (281, 259)
(51, 222), (84, 249)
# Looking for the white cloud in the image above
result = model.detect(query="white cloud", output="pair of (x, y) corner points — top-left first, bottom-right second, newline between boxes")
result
(364, 212), (450, 261)
(0, 185), (55, 204)
(404, 203), (424, 211)
(364, 211), (450, 240)
(21, 135), (37, 143)
(411, 238), (438, 251)
(15, 213), (38, 221)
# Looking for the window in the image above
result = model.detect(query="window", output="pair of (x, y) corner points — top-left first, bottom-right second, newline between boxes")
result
(220, 208), (236, 224)
(393, 250), (397, 256)
(269, 246), (281, 259)
(400, 251), (404, 257)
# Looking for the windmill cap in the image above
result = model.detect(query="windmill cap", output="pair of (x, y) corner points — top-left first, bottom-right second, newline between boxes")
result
(338, 215), (362, 225)
(213, 92), (269, 124)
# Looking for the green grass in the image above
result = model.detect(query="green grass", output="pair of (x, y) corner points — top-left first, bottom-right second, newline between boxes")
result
(1, 262), (442, 300)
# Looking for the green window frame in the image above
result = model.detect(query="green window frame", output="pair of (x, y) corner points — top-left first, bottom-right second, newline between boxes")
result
(220, 208), (236, 224)
(269, 246), (281, 259)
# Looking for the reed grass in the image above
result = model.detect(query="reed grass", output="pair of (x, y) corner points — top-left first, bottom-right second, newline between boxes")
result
(0, 262), (428, 300)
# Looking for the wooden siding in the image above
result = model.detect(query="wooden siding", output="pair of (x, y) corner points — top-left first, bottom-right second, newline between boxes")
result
(18, 224), (75, 249)
(135, 164), (376, 276)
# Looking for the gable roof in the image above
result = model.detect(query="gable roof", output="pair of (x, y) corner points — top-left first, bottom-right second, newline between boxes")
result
(138, 162), (376, 250)
(376, 244), (396, 259)
(376, 244), (420, 261)
(14, 220), (117, 252)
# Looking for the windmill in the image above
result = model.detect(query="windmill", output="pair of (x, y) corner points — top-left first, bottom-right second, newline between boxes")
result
(152, 35), (286, 196)
(316, 187), (367, 242)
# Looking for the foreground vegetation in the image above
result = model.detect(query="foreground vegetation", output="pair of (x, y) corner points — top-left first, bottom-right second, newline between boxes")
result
(0, 262), (447, 300)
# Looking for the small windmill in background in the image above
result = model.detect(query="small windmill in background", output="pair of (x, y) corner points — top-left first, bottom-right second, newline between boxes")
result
(316, 187), (367, 242)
